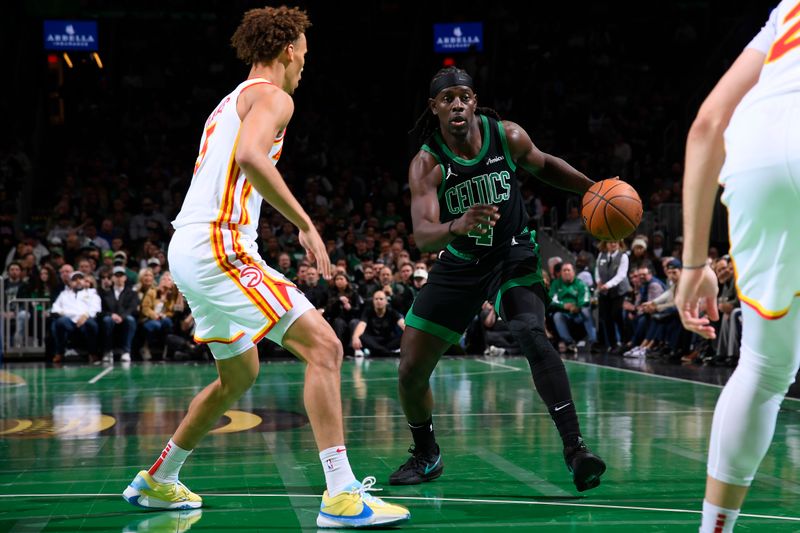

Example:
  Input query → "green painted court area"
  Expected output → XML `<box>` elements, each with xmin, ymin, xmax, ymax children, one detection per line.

<box><xmin>1</xmin><ymin>357</ymin><xmax>799</xmax><ymax>532</ymax></box>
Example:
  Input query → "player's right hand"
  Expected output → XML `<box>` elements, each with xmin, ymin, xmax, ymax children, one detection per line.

<box><xmin>675</xmin><ymin>264</ymin><xmax>719</xmax><ymax>339</ymax></box>
<box><xmin>452</xmin><ymin>204</ymin><xmax>500</xmax><ymax>235</ymax></box>
<box><xmin>299</xmin><ymin>227</ymin><xmax>332</xmax><ymax>280</ymax></box>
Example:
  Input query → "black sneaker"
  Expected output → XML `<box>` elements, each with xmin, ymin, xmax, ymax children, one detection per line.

<box><xmin>564</xmin><ymin>438</ymin><xmax>606</xmax><ymax>492</ymax></box>
<box><xmin>388</xmin><ymin>445</ymin><xmax>443</xmax><ymax>485</ymax></box>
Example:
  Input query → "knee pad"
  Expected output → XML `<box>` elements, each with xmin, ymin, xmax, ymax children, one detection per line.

<box><xmin>738</xmin><ymin>344</ymin><xmax>797</xmax><ymax>396</ymax></box>
<box><xmin>507</xmin><ymin>313</ymin><xmax>555</xmax><ymax>363</ymax></box>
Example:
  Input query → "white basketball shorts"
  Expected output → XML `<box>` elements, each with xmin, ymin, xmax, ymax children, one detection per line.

<box><xmin>167</xmin><ymin>223</ymin><xmax>313</xmax><ymax>359</ymax></box>
<box><xmin>720</xmin><ymin>96</ymin><xmax>800</xmax><ymax>319</ymax></box>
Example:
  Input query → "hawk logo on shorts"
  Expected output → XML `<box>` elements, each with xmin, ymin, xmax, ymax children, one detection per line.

<box><xmin>239</xmin><ymin>266</ymin><xmax>264</xmax><ymax>288</ymax></box>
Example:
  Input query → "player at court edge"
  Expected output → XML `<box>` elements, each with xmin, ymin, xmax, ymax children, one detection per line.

<box><xmin>391</xmin><ymin>66</ymin><xmax>606</xmax><ymax>492</ymax></box>
<box><xmin>675</xmin><ymin>2</ymin><xmax>800</xmax><ymax>532</ymax></box>
<box><xmin>121</xmin><ymin>7</ymin><xmax>409</xmax><ymax>528</ymax></box>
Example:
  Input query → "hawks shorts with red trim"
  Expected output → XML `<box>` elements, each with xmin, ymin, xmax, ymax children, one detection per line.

<box><xmin>168</xmin><ymin>223</ymin><xmax>313</xmax><ymax>359</ymax></box>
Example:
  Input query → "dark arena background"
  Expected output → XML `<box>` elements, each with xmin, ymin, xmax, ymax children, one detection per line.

<box><xmin>1</xmin><ymin>1</ymin><xmax>798</xmax><ymax>532</ymax></box>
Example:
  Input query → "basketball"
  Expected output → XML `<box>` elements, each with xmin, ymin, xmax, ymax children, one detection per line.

<box><xmin>581</xmin><ymin>178</ymin><xmax>643</xmax><ymax>241</ymax></box>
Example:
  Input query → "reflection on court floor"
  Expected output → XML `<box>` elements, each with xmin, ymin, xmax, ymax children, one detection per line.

<box><xmin>1</xmin><ymin>357</ymin><xmax>799</xmax><ymax>531</ymax></box>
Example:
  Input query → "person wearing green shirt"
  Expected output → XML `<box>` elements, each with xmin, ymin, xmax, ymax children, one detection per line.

<box><xmin>550</xmin><ymin>262</ymin><xmax>597</xmax><ymax>351</ymax></box>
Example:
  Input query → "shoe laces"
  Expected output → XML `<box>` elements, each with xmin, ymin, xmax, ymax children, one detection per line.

<box><xmin>398</xmin><ymin>445</ymin><xmax>436</xmax><ymax>471</ymax></box>
<box><xmin>160</xmin><ymin>480</ymin><xmax>193</xmax><ymax>501</ymax></box>
<box><xmin>350</xmin><ymin>476</ymin><xmax>383</xmax><ymax>504</ymax></box>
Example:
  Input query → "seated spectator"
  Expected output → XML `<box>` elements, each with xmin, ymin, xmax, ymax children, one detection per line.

<box><xmin>51</xmin><ymin>271</ymin><xmax>101</xmax><ymax>364</ymax></box>
<box><xmin>622</xmin><ymin>268</ymin><xmax>646</xmax><ymax>354</ymax></box>
<box><xmin>77</xmin><ymin>257</ymin><xmax>94</xmax><ymax>278</ymax></box>
<box><xmin>17</xmin><ymin>264</ymin><xmax>58</xmax><ymax>349</ymax></box>
<box><xmin>147</xmin><ymin>257</ymin><xmax>163</xmax><ymax>283</ymax></box>
<box><xmin>165</xmin><ymin>291</ymin><xmax>206</xmax><ymax>360</ymax></box>
<box><xmin>100</xmin><ymin>265</ymin><xmax>140</xmax><ymax>363</ymax></box>
<box><xmin>479</xmin><ymin>300</ymin><xmax>520</xmax><ymax>356</ymax></box>
<box><xmin>351</xmin><ymin>290</ymin><xmax>404</xmax><ymax>357</ymax></box>
<box><xmin>714</xmin><ymin>256</ymin><xmax>741</xmax><ymax>365</ymax></box>
<box><xmin>115</xmin><ymin>251</ymin><xmax>138</xmax><ymax>284</ymax></box>
<box><xmin>412</xmin><ymin>268</ymin><xmax>428</xmax><ymax>293</ymax></box>
<box><xmin>635</xmin><ymin>259</ymin><xmax>686</xmax><ymax>361</ymax></box>
<box><xmin>55</xmin><ymin>263</ymin><xmax>74</xmax><ymax>298</ymax></box>
<box><xmin>3</xmin><ymin>262</ymin><xmax>27</xmax><ymax>345</ymax></box>
<box><xmin>298</xmin><ymin>266</ymin><xmax>328</xmax><ymax>311</ymax></box>
<box><xmin>135</xmin><ymin>267</ymin><xmax>156</xmax><ymax>303</ymax></box>
<box><xmin>628</xmin><ymin>236</ymin><xmax>654</xmax><ymax>272</ymax></box>
<box><xmin>378</xmin><ymin>265</ymin><xmax>413</xmax><ymax>315</ymax></box>
<box><xmin>276</xmin><ymin>252</ymin><xmax>296</xmax><ymax>281</ymax></box>
<box><xmin>623</xmin><ymin>263</ymin><xmax>669</xmax><ymax>354</ymax></box>
<box><xmin>357</xmin><ymin>264</ymin><xmax>380</xmax><ymax>300</ymax></box>
<box><xmin>140</xmin><ymin>271</ymin><xmax>178</xmax><ymax>359</ymax></box>
<box><xmin>324</xmin><ymin>273</ymin><xmax>363</xmax><ymax>353</ymax></box>
<box><xmin>549</xmin><ymin>262</ymin><xmax>598</xmax><ymax>352</ymax></box>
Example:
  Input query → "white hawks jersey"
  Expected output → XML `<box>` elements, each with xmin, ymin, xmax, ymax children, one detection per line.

<box><xmin>173</xmin><ymin>78</ymin><xmax>285</xmax><ymax>239</ymax></box>
<box><xmin>721</xmin><ymin>0</ymin><xmax>800</xmax><ymax>180</ymax></box>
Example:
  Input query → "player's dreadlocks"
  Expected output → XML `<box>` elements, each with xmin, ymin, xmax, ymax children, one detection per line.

<box><xmin>409</xmin><ymin>67</ymin><xmax>501</xmax><ymax>147</ymax></box>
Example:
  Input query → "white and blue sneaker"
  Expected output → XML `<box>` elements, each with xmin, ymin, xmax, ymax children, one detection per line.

<box><xmin>316</xmin><ymin>476</ymin><xmax>410</xmax><ymax>528</ymax></box>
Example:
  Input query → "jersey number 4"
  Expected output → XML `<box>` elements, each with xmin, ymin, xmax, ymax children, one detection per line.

<box><xmin>767</xmin><ymin>2</ymin><xmax>800</xmax><ymax>63</ymax></box>
<box><xmin>468</xmin><ymin>223</ymin><xmax>494</xmax><ymax>246</ymax></box>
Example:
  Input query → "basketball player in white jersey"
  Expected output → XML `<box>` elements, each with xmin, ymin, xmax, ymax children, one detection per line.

<box><xmin>122</xmin><ymin>7</ymin><xmax>409</xmax><ymax>528</ymax></box>
<box><xmin>676</xmin><ymin>2</ymin><xmax>800</xmax><ymax>531</ymax></box>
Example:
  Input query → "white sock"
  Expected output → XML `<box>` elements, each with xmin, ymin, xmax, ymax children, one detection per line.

<box><xmin>149</xmin><ymin>439</ymin><xmax>192</xmax><ymax>484</ymax></box>
<box><xmin>320</xmin><ymin>445</ymin><xmax>357</xmax><ymax>496</ymax></box>
<box><xmin>699</xmin><ymin>500</ymin><xmax>739</xmax><ymax>533</ymax></box>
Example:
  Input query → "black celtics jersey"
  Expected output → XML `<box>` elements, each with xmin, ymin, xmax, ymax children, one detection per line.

<box><xmin>421</xmin><ymin>114</ymin><xmax>529</xmax><ymax>259</ymax></box>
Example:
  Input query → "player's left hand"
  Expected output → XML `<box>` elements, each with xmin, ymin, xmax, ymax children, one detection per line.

<box><xmin>674</xmin><ymin>264</ymin><xmax>719</xmax><ymax>339</ymax></box>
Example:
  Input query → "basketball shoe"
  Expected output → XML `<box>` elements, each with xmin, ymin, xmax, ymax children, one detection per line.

<box><xmin>123</xmin><ymin>470</ymin><xmax>202</xmax><ymax>510</ymax></box>
<box><xmin>388</xmin><ymin>444</ymin><xmax>443</xmax><ymax>485</ymax></box>
<box><xmin>317</xmin><ymin>476</ymin><xmax>410</xmax><ymax>528</ymax></box>
<box><xmin>564</xmin><ymin>437</ymin><xmax>606</xmax><ymax>492</ymax></box>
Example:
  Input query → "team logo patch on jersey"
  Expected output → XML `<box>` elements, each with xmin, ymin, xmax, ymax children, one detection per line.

<box><xmin>239</xmin><ymin>266</ymin><xmax>264</xmax><ymax>288</ymax></box>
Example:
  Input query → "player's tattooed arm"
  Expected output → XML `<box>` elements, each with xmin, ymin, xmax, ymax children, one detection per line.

<box><xmin>503</xmin><ymin>121</ymin><xmax>595</xmax><ymax>195</ymax></box>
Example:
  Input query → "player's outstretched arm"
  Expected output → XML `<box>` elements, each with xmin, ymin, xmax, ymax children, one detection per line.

<box><xmin>236</xmin><ymin>85</ymin><xmax>309</xmax><ymax>230</ymax></box>
<box><xmin>409</xmin><ymin>151</ymin><xmax>498</xmax><ymax>251</ymax></box>
<box><xmin>236</xmin><ymin>85</ymin><xmax>330</xmax><ymax>277</ymax></box>
<box><xmin>503</xmin><ymin>121</ymin><xmax>595</xmax><ymax>195</ymax></box>
<box><xmin>675</xmin><ymin>47</ymin><xmax>763</xmax><ymax>338</ymax></box>
<box><xmin>680</xmin><ymin>48</ymin><xmax>764</xmax><ymax>267</ymax></box>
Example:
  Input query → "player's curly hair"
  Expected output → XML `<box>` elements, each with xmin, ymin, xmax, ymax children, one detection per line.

<box><xmin>231</xmin><ymin>6</ymin><xmax>311</xmax><ymax>65</ymax></box>
<box><xmin>409</xmin><ymin>67</ymin><xmax>501</xmax><ymax>147</ymax></box>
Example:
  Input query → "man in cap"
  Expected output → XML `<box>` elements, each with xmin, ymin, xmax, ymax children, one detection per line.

<box><xmin>114</xmin><ymin>251</ymin><xmax>138</xmax><ymax>284</ymax></box>
<box><xmin>51</xmin><ymin>271</ymin><xmax>102</xmax><ymax>364</ymax></box>
<box><xmin>147</xmin><ymin>257</ymin><xmax>162</xmax><ymax>283</ymax></box>
<box><xmin>99</xmin><ymin>266</ymin><xmax>140</xmax><ymax>363</ymax></box>
<box><xmin>411</xmin><ymin>268</ymin><xmax>428</xmax><ymax>292</ymax></box>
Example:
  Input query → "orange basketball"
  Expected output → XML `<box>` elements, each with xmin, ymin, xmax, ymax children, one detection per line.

<box><xmin>581</xmin><ymin>178</ymin><xmax>643</xmax><ymax>241</ymax></box>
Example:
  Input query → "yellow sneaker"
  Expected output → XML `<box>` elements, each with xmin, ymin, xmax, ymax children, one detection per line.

<box><xmin>123</xmin><ymin>470</ymin><xmax>202</xmax><ymax>510</ymax></box>
<box><xmin>316</xmin><ymin>476</ymin><xmax>410</xmax><ymax>528</ymax></box>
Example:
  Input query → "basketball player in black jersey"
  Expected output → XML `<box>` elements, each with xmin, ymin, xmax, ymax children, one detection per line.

<box><xmin>389</xmin><ymin>67</ymin><xmax>606</xmax><ymax>492</ymax></box>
